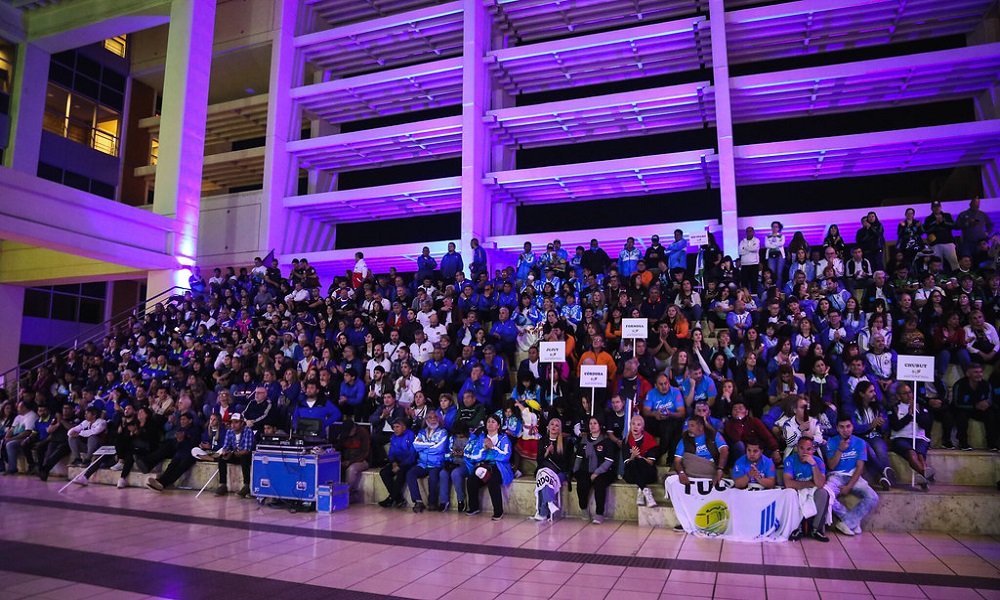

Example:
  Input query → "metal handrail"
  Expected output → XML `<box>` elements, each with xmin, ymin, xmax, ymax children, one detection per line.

<box><xmin>1</xmin><ymin>285</ymin><xmax>190</xmax><ymax>398</ymax></box>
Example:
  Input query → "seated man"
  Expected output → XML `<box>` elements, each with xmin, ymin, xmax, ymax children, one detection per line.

<box><xmin>215</xmin><ymin>413</ymin><xmax>254</xmax><ymax>498</ymax></box>
<box><xmin>889</xmin><ymin>383</ymin><xmax>935</xmax><ymax>490</ymax></box>
<box><xmin>369</xmin><ymin>391</ymin><xmax>407</xmax><ymax>466</ymax></box>
<box><xmin>643</xmin><ymin>374</ymin><xmax>686</xmax><ymax>462</ymax></box>
<box><xmin>723</xmin><ymin>401</ymin><xmax>780</xmax><ymax>467</ymax></box>
<box><xmin>67</xmin><ymin>406</ymin><xmax>107</xmax><ymax>466</ymax></box>
<box><xmin>674</xmin><ymin>415</ymin><xmax>729</xmax><ymax>486</ymax></box>
<box><xmin>783</xmin><ymin>437</ymin><xmax>830</xmax><ymax>542</ymax></box>
<box><xmin>825</xmin><ymin>414</ymin><xmax>879</xmax><ymax>536</ymax></box>
<box><xmin>145</xmin><ymin>411</ymin><xmax>203</xmax><ymax>492</ymax></box>
<box><xmin>378</xmin><ymin>417</ymin><xmax>416</xmax><ymax>508</ymax></box>
<box><xmin>3</xmin><ymin>400</ymin><xmax>38</xmax><ymax>475</ymax></box>
<box><xmin>38</xmin><ymin>403</ymin><xmax>79</xmax><ymax>481</ymax></box>
<box><xmin>731</xmin><ymin>439</ymin><xmax>777</xmax><ymax>490</ymax></box>
<box><xmin>406</xmin><ymin>411</ymin><xmax>448</xmax><ymax>512</ymax></box>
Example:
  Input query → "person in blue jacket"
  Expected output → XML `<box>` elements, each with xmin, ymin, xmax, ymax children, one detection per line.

<box><xmin>470</xmin><ymin>238</ymin><xmax>488</xmax><ymax>280</ymax></box>
<box><xmin>378</xmin><ymin>417</ymin><xmax>416</xmax><ymax>508</ymax></box>
<box><xmin>436</xmin><ymin>393</ymin><xmax>457</xmax><ymax>432</ymax></box>
<box><xmin>337</xmin><ymin>368</ymin><xmax>366</xmax><ymax>419</ymax></box>
<box><xmin>406</xmin><ymin>411</ymin><xmax>449</xmax><ymax>512</ymax></box>
<box><xmin>292</xmin><ymin>381</ymin><xmax>341</xmax><ymax>436</ymax></box>
<box><xmin>415</xmin><ymin>246</ymin><xmax>437</xmax><ymax>283</ymax></box>
<box><xmin>440</xmin><ymin>242</ymin><xmax>464</xmax><ymax>283</ymax></box>
<box><xmin>464</xmin><ymin>413</ymin><xmax>513</xmax><ymax>520</ymax></box>
<box><xmin>850</xmin><ymin>381</ymin><xmax>894</xmax><ymax>490</ymax></box>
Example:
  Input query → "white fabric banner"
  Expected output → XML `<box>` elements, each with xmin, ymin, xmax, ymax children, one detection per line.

<box><xmin>665</xmin><ymin>475</ymin><xmax>802</xmax><ymax>542</ymax></box>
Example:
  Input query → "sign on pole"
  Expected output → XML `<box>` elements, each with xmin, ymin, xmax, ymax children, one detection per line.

<box><xmin>539</xmin><ymin>341</ymin><xmax>566</xmax><ymax>364</ymax></box>
<box><xmin>897</xmin><ymin>355</ymin><xmax>935</xmax><ymax>382</ymax></box>
<box><xmin>688</xmin><ymin>231</ymin><xmax>709</xmax><ymax>247</ymax></box>
<box><xmin>580</xmin><ymin>364</ymin><xmax>608</xmax><ymax>416</ymax></box>
<box><xmin>622</xmin><ymin>318</ymin><xmax>648</xmax><ymax>341</ymax></box>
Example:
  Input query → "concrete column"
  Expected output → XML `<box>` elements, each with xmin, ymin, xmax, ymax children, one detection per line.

<box><xmin>151</xmin><ymin>0</ymin><xmax>216</xmax><ymax>265</ymax></box>
<box><xmin>709</xmin><ymin>0</ymin><xmax>739</xmax><ymax>256</ymax></box>
<box><xmin>0</xmin><ymin>284</ymin><xmax>25</xmax><ymax>380</ymax></box>
<box><xmin>145</xmin><ymin>269</ymin><xmax>186</xmax><ymax>311</ymax></box>
<box><xmin>260</xmin><ymin>0</ymin><xmax>300</xmax><ymax>260</ymax></box>
<box><xmin>460</xmin><ymin>0</ymin><xmax>491</xmax><ymax>263</ymax></box>
<box><xmin>3</xmin><ymin>43</ymin><xmax>49</xmax><ymax>175</ymax></box>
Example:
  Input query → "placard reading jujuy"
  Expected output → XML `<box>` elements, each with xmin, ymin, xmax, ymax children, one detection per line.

<box><xmin>539</xmin><ymin>341</ymin><xmax>566</xmax><ymax>363</ymax></box>
<box><xmin>621</xmin><ymin>318</ymin><xmax>648</xmax><ymax>340</ymax></box>
<box><xmin>579</xmin><ymin>364</ymin><xmax>608</xmax><ymax>388</ymax></box>
<box><xmin>897</xmin><ymin>355</ymin><xmax>935</xmax><ymax>382</ymax></box>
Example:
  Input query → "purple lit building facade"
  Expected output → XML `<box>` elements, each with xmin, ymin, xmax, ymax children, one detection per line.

<box><xmin>0</xmin><ymin>0</ymin><xmax>998</xmax><ymax>371</ymax></box>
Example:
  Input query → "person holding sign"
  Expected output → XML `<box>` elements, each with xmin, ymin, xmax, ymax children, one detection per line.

<box><xmin>643</xmin><ymin>374</ymin><xmax>686</xmax><ymax>462</ymax></box>
<box><xmin>889</xmin><ymin>384</ymin><xmax>934</xmax><ymax>490</ymax></box>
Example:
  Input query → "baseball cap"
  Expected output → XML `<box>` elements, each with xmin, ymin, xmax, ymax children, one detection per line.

<box><xmin>229</xmin><ymin>413</ymin><xmax>243</xmax><ymax>422</ymax></box>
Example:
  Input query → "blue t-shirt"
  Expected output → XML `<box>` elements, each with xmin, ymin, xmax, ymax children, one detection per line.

<box><xmin>783</xmin><ymin>453</ymin><xmax>826</xmax><ymax>482</ymax></box>
<box><xmin>645</xmin><ymin>387</ymin><xmax>683</xmax><ymax>415</ymax></box>
<box><xmin>675</xmin><ymin>432</ymin><xmax>727</xmax><ymax>461</ymax></box>
<box><xmin>824</xmin><ymin>435</ymin><xmax>867</xmax><ymax>474</ymax></box>
<box><xmin>733</xmin><ymin>455</ymin><xmax>776</xmax><ymax>483</ymax></box>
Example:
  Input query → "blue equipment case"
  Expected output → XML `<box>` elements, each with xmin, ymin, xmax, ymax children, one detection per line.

<box><xmin>251</xmin><ymin>446</ymin><xmax>340</xmax><ymax>502</ymax></box>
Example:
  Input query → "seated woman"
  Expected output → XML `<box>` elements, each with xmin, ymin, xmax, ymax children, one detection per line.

<box><xmin>623</xmin><ymin>415</ymin><xmax>659</xmax><ymax>508</ymax></box>
<box><xmin>464</xmin><ymin>414</ymin><xmax>514</xmax><ymax>520</ymax></box>
<box><xmin>532</xmin><ymin>417</ymin><xmax>572</xmax><ymax>521</ymax></box>
<box><xmin>573</xmin><ymin>416</ymin><xmax>616</xmax><ymax>524</ymax></box>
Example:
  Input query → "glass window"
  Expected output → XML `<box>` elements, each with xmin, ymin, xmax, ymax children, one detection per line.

<box><xmin>79</xmin><ymin>298</ymin><xmax>104</xmax><ymax>324</ymax></box>
<box><xmin>23</xmin><ymin>289</ymin><xmax>50</xmax><ymax>318</ymax></box>
<box><xmin>53</xmin><ymin>284</ymin><xmax>80</xmax><ymax>295</ymax></box>
<box><xmin>51</xmin><ymin>294</ymin><xmax>78</xmax><ymax>321</ymax></box>
<box><xmin>43</xmin><ymin>83</ymin><xmax>120</xmax><ymax>157</ymax></box>
<box><xmin>80</xmin><ymin>282</ymin><xmax>106</xmax><ymax>299</ymax></box>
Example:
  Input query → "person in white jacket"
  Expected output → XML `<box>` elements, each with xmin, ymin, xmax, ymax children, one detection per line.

<box><xmin>739</xmin><ymin>227</ymin><xmax>761</xmax><ymax>294</ymax></box>
<box><xmin>68</xmin><ymin>406</ymin><xmax>107</xmax><ymax>465</ymax></box>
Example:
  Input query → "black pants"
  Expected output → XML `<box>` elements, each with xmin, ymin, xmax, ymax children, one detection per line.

<box><xmin>466</xmin><ymin>464</ymin><xmax>503</xmax><ymax>517</ymax></box>
<box><xmin>23</xmin><ymin>437</ymin><xmax>41</xmax><ymax>470</ymax></box>
<box><xmin>740</xmin><ymin>264</ymin><xmax>760</xmax><ymax>294</ymax></box>
<box><xmin>379</xmin><ymin>464</ymin><xmax>410</xmax><ymax>502</ymax></box>
<box><xmin>646</xmin><ymin>417</ymin><xmax>683</xmax><ymax>462</ymax></box>
<box><xmin>929</xmin><ymin>404</ymin><xmax>955</xmax><ymax>447</ymax></box>
<box><xmin>159</xmin><ymin>453</ymin><xmax>197</xmax><ymax>488</ymax></box>
<box><xmin>623</xmin><ymin>458</ymin><xmax>658</xmax><ymax>490</ymax></box>
<box><xmin>39</xmin><ymin>441</ymin><xmax>70</xmax><ymax>475</ymax></box>
<box><xmin>575</xmin><ymin>471</ymin><xmax>614</xmax><ymax>516</ymax></box>
<box><xmin>956</xmin><ymin>406</ymin><xmax>1000</xmax><ymax>449</ymax></box>
<box><xmin>217</xmin><ymin>454</ymin><xmax>251</xmax><ymax>486</ymax></box>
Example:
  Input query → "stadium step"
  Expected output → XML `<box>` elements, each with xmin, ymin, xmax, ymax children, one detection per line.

<box><xmin>67</xmin><ymin>460</ymin><xmax>246</xmax><ymax>493</ymax></box>
<box><xmin>889</xmin><ymin>448</ymin><xmax>998</xmax><ymax>487</ymax></box>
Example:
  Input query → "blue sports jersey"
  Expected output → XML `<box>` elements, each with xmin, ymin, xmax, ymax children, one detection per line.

<box><xmin>824</xmin><ymin>435</ymin><xmax>868</xmax><ymax>474</ymax></box>
<box><xmin>675</xmin><ymin>432</ymin><xmax>727</xmax><ymax>461</ymax></box>
<box><xmin>783</xmin><ymin>452</ymin><xmax>826</xmax><ymax>482</ymax></box>
<box><xmin>732</xmin><ymin>455</ymin><xmax>776</xmax><ymax>483</ymax></box>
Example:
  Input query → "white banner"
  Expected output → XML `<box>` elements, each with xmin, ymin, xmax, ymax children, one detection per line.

<box><xmin>665</xmin><ymin>475</ymin><xmax>801</xmax><ymax>542</ymax></box>
<box><xmin>539</xmin><ymin>341</ymin><xmax>566</xmax><ymax>363</ymax></box>
<box><xmin>897</xmin><ymin>355</ymin><xmax>935</xmax><ymax>382</ymax></box>
<box><xmin>621</xmin><ymin>318</ymin><xmax>648</xmax><ymax>340</ymax></box>
<box><xmin>579</xmin><ymin>364</ymin><xmax>608</xmax><ymax>388</ymax></box>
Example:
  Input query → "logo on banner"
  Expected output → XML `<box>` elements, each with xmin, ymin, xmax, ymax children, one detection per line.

<box><xmin>695</xmin><ymin>500</ymin><xmax>730</xmax><ymax>535</ymax></box>
<box><xmin>759</xmin><ymin>500</ymin><xmax>780</xmax><ymax>537</ymax></box>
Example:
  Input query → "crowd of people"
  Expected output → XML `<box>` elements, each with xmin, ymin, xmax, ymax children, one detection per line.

<box><xmin>1</xmin><ymin>198</ymin><xmax>998</xmax><ymax>536</ymax></box>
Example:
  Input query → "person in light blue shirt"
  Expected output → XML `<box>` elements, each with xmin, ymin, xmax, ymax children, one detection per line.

<box><xmin>824</xmin><ymin>415</ymin><xmax>879</xmax><ymax>537</ymax></box>
<box><xmin>732</xmin><ymin>440</ymin><xmax>776</xmax><ymax>489</ymax></box>
<box><xmin>618</xmin><ymin>237</ymin><xmax>642</xmax><ymax>277</ymax></box>
<box><xmin>783</xmin><ymin>437</ymin><xmax>830</xmax><ymax>542</ymax></box>
<box><xmin>642</xmin><ymin>374</ymin><xmax>686</xmax><ymax>461</ymax></box>
<box><xmin>665</xmin><ymin>229</ymin><xmax>688</xmax><ymax>271</ymax></box>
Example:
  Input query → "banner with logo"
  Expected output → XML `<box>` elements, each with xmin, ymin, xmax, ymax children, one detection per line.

<box><xmin>665</xmin><ymin>475</ymin><xmax>802</xmax><ymax>542</ymax></box>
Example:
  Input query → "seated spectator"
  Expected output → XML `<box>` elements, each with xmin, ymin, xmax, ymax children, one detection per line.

<box><xmin>464</xmin><ymin>413</ymin><xmax>514</xmax><ymax>520</ymax></box>
<box><xmin>406</xmin><ymin>411</ymin><xmax>448</xmax><ymax>512</ymax></box>
<box><xmin>215</xmin><ymin>413</ymin><xmax>254</xmax><ymax>498</ymax></box>
<box><xmin>192</xmin><ymin>413</ymin><xmax>226</xmax><ymax>462</ymax></box>
<box><xmin>623</xmin><ymin>415</ymin><xmax>660</xmax><ymax>508</ymax></box>
<box><xmin>825</xmin><ymin>414</ymin><xmax>879</xmax><ymax>536</ymax></box>
<box><xmin>573</xmin><ymin>416</ymin><xmax>615</xmax><ymax>524</ymax></box>
<box><xmin>889</xmin><ymin>384</ymin><xmax>935</xmax><ymax>490</ymax></box>
<box><xmin>68</xmin><ymin>406</ymin><xmax>107</xmax><ymax>467</ymax></box>
<box><xmin>642</xmin><ymin>374</ymin><xmax>686</xmax><ymax>462</ymax></box>
<box><xmin>952</xmin><ymin>363</ymin><xmax>998</xmax><ymax>451</ymax></box>
<box><xmin>533</xmin><ymin>417</ymin><xmax>571</xmax><ymax>521</ymax></box>
<box><xmin>456</xmin><ymin>389</ymin><xmax>486</xmax><ymax>432</ymax></box>
<box><xmin>145</xmin><ymin>411</ymin><xmax>202</xmax><ymax>492</ymax></box>
<box><xmin>441</xmin><ymin>421</ymin><xmax>472</xmax><ymax>512</ymax></box>
<box><xmin>775</xmin><ymin>396</ymin><xmax>824</xmax><ymax>459</ymax></box>
<box><xmin>21</xmin><ymin>403</ymin><xmax>53</xmax><ymax>476</ymax></box>
<box><xmin>732</xmin><ymin>439</ymin><xmax>777</xmax><ymax>490</ymax></box>
<box><xmin>378</xmin><ymin>417</ymin><xmax>416</xmax><ymax>508</ymax></box>
<box><xmin>673</xmin><ymin>415</ymin><xmax>729</xmax><ymax>488</ymax></box>
<box><xmin>37</xmin><ymin>403</ymin><xmax>79</xmax><ymax>481</ymax></box>
<box><xmin>369</xmin><ymin>391</ymin><xmax>407</xmax><ymax>466</ymax></box>
<box><xmin>723</xmin><ymin>400</ymin><xmax>780</xmax><ymax>466</ymax></box>
<box><xmin>783</xmin><ymin>437</ymin><xmax>831</xmax><ymax>542</ymax></box>
<box><xmin>850</xmin><ymin>381</ymin><xmax>894</xmax><ymax>490</ymax></box>
<box><xmin>3</xmin><ymin>400</ymin><xmax>38</xmax><ymax>475</ymax></box>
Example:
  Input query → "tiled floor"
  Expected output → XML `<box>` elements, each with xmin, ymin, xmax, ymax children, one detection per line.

<box><xmin>0</xmin><ymin>476</ymin><xmax>997</xmax><ymax>599</ymax></box>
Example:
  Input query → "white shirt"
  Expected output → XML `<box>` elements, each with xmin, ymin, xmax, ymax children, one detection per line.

<box><xmin>69</xmin><ymin>418</ymin><xmax>107</xmax><ymax>438</ymax></box>
<box><xmin>424</xmin><ymin>324</ymin><xmax>447</xmax><ymax>345</ymax></box>
<box><xmin>10</xmin><ymin>411</ymin><xmax>38</xmax><ymax>436</ymax></box>
<box><xmin>395</xmin><ymin>376</ymin><xmax>422</xmax><ymax>407</ymax></box>
<box><xmin>739</xmin><ymin>237</ymin><xmax>760</xmax><ymax>265</ymax></box>
<box><xmin>410</xmin><ymin>341</ymin><xmax>434</xmax><ymax>363</ymax></box>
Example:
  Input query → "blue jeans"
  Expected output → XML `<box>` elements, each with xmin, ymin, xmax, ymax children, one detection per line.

<box><xmin>937</xmin><ymin>348</ymin><xmax>971</xmax><ymax>376</ymax></box>
<box><xmin>446</xmin><ymin>464</ymin><xmax>470</xmax><ymax>503</ymax></box>
<box><xmin>864</xmin><ymin>436</ymin><xmax>891</xmax><ymax>480</ymax></box>
<box><xmin>406</xmin><ymin>465</ymin><xmax>441</xmax><ymax>505</ymax></box>
<box><xmin>826</xmin><ymin>473</ymin><xmax>879</xmax><ymax>529</ymax></box>
<box><xmin>768</xmin><ymin>257</ymin><xmax>785</xmax><ymax>287</ymax></box>
<box><xmin>5</xmin><ymin>438</ymin><xmax>24</xmax><ymax>473</ymax></box>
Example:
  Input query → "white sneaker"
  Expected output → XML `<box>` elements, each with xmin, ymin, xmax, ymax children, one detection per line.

<box><xmin>636</xmin><ymin>488</ymin><xmax>646</xmax><ymax>506</ymax></box>
<box><xmin>853</xmin><ymin>525</ymin><xmax>863</xmax><ymax>535</ymax></box>
<box><xmin>834</xmin><ymin>521</ymin><xmax>855</xmax><ymax>536</ymax></box>
<box><xmin>643</xmin><ymin>487</ymin><xmax>658</xmax><ymax>508</ymax></box>
<box><xmin>530</xmin><ymin>513</ymin><xmax>546</xmax><ymax>521</ymax></box>
<box><xmin>592</xmin><ymin>515</ymin><xmax>604</xmax><ymax>524</ymax></box>
<box><xmin>109</xmin><ymin>461</ymin><xmax>124</xmax><ymax>472</ymax></box>
<box><xmin>116</xmin><ymin>477</ymin><xmax>126</xmax><ymax>489</ymax></box>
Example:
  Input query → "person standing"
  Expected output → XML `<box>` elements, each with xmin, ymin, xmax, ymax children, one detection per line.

<box><xmin>739</xmin><ymin>227</ymin><xmax>761</xmax><ymax>294</ymax></box>
<box><xmin>924</xmin><ymin>200</ymin><xmax>958</xmax><ymax>271</ymax></box>
<box><xmin>957</xmin><ymin>197</ymin><xmax>993</xmax><ymax>260</ymax></box>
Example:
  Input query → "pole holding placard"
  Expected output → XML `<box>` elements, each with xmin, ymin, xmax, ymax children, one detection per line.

<box><xmin>897</xmin><ymin>355</ymin><xmax>935</xmax><ymax>489</ymax></box>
